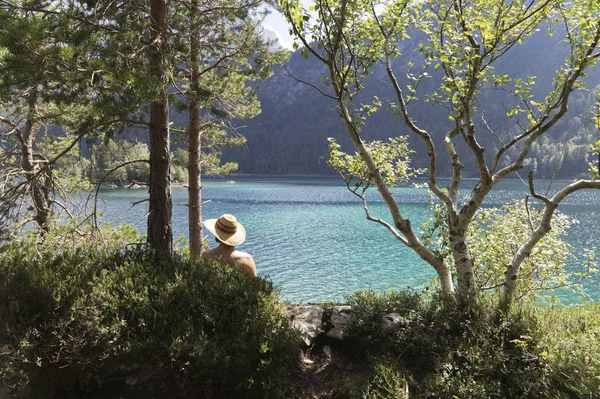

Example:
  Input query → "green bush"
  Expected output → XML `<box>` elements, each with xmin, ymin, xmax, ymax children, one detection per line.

<box><xmin>365</xmin><ymin>364</ymin><xmax>409</xmax><ymax>399</ymax></box>
<box><xmin>330</xmin><ymin>364</ymin><xmax>409</xmax><ymax>399</ymax></box>
<box><xmin>345</xmin><ymin>289</ymin><xmax>424</xmax><ymax>356</ymax></box>
<box><xmin>345</xmin><ymin>291</ymin><xmax>600</xmax><ymax>399</ymax></box>
<box><xmin>0</xmin><ymin>242</ymin><xmax>300</xmax><ymax>398</ymax></box>
<box><xmin>422</xmin><ymin>301</ymin><xmax>552</xmax><ymax>399</ymax></box>
<box><xmin>536</xmin><ymin>303</ymin><xmax>600</xmax><ymax>398</ymax></box>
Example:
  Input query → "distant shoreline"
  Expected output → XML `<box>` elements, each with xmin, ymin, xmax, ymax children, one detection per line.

<box><xmin>98</xmin><ymin>174</ymin><xmax>586</xmax><ymax>189</ymax></box>
<box><xmin>205</xmin><ymin>173</ymin><xmax>583</xmax><ymax>182</ymax></box>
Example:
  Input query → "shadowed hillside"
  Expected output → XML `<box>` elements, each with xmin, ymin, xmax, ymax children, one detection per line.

<box><xmin>226</xmin><ymin>27</ymin><xmax>600</xmax><ymax>178</ymax></box>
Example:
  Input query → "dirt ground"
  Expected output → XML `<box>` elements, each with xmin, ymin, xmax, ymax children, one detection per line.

<box><xmin>290</xmin><ymin>339</ymin><xmax>371</xmax><ymax>399</ymax></box>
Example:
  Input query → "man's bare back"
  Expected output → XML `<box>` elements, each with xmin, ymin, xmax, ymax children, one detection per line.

<box><xmin>202</xmin><ymin>244</ymin><xmax>257</xmax><ymax>276</ymax></box>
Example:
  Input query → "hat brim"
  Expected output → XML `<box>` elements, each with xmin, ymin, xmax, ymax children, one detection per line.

<box><xmin>203</xmin><ymin>218</ymin><xmax>246</xmax><ymax>246</ymax></box>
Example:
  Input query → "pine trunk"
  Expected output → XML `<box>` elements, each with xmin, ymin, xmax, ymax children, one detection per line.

<box><xmin>147</xmin><ymin>0</ymin><xmax>173</xmax><ymax>254</ymax></box>
<box><xmin>188</xmin><ymin>6</ymin><xmax>203</xmax><ymax>257</ymax></box>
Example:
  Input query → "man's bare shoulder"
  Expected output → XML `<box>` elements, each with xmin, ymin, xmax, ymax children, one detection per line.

<box><xmin>202</xmin><ymin>248</ymin><xmax>218</xmax><ymax>260</ymax></box>
<box><xmin>232</xmin><ymin>250</ymin><xmax>252</xmax><ymax>260</ymax></box>
<box><xmin>232</xmin><ymin>251</ymin><xmax>257</xmax><ymax>276</ymax></box>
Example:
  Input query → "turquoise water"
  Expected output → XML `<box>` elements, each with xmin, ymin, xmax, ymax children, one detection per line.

<box><xmin>94</xmin><ymin>176</ymin><xmax>600</xmax><ymax>303</ymax></box>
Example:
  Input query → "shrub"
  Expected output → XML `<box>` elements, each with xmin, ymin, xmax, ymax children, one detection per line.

<box><xmin>329</xmin><ymin>364</ymin><xmax>408</xmax><ymax>399</ymax></box>
<box><xmin>365</xmin><ymin>364</ymin><xmax>409</xmax><ymax>399</ymax></box>
<box><xmin>345</xmin><ymin>290</ymin><xmax>600</xmax><ymax>398</ymax></box>
<box><xmin>0</xmin><ymin>241</ymin><xmax>300</xmax><ymax>398</ymax></box>
<box><xmin>345</xmin><ymin>289</ymin><xmax>424</xmax><ymax>357</ymax></box>
<box><xmin>536</xmin><ymin>303</ymin><xmax>600</xmax><ymax>398</ymax></box>
<box><xmin>423</xmin><ymin>300</ymin><xmax>552</xmax><ymax>399</ymax></box>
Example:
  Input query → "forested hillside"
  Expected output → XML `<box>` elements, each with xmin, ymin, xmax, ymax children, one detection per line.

<box><xmin>227</xmin><ymin>27</ymin><xmax>600</xmax><ymax>178</ymax></box>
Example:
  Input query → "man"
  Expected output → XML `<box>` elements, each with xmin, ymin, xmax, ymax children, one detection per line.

<box><xmin>202</xmin><ymin>214</ymin><xmax>257</xmax><ymax>276</ymax></box>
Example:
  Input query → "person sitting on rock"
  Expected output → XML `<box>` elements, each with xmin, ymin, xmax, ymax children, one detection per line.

<box><xmin>202</xmin><ymin>214</ymin><xmax>257</xmax><ymax>277</ymax></box>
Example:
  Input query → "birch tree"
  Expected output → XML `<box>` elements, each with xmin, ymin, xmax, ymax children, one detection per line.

<box><xmin>283</xmin><ymin>0</ymin><xmax>600</xmax><ymax>309</ymax></box>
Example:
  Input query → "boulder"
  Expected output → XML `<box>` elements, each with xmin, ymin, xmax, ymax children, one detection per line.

<box><xmin>380</xmin><ymin>312</ymin><xmax>405</xmax><ymax>332</ymax></box>
<box><xmin>289</xmin><ymin>305</ymin><xmax>324</xmax><ymax>346</ymax></box>
<box><xmin>286</xmin><ymin>305</ymin><xmax>405</xmax><ymax>346</ymax></box>
<box><xmin>326</xmin><ymin>306</ymin><xmax>352</xmax><ymax>340</ymax></box>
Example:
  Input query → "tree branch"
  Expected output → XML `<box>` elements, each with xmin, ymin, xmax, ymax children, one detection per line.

<box><xmin>501</xmin><ymin>178</ymin><xmax>600</xmax><ymax>311</ymax></box>
<box><xmin>91</xmin><ymin>159</ymin><xmax>150</xmax><ymax>229</ymax></box>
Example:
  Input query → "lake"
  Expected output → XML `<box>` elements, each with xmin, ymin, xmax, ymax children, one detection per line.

<box><xmin>93</xmin><ymin>175</ymin><xmax>600</xmax><ymax>303</ymax></box>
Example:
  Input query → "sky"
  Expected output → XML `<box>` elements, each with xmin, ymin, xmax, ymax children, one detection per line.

<box><xmin>262</xmin><ymin>7</ymin><xmax>295</xmax><ymax>50</ymax></box>
<box><xmin>261</xmin><ymin>1</ymin><xmax>315</xmax><ymax>50</ymax></box>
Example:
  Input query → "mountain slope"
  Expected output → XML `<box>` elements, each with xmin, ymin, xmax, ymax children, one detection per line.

<box><xmin>227</xmin><ymin>29</ymin><xmax>600</xmax><ymax>178</ymax></box>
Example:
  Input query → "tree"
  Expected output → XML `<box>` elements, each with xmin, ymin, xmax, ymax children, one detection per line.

<box><xmin>0</xmin><ymin>8</ymin><xmax>66</xmax><ymax>232</ymax></box>
<box><xmin>283</xmin><ymin>0</ymin><xmax>600</xmax><ymax>310</ymax></box>
<box><xmin>0</xmin><ymin>1</ymin><xmax>156</xmax><ymax>237</ymax></box>
<box><xmin>89</xmin><ymin>139</ymin><xmax>150</xmax><ymax>184</ymax></box>
<box><xmin>62</xmin><ymin>0</ymin><xmax>175</xmax><ymax>253</ymax></box>
<box><xmin>0</xmin><ymin>4</ymin><xmax>101</xmax><ymax>232</ymax></box>
<box><xmin>421</xmin><ymin>198</ymin><xmax>596</xmax><ymax>300</ymax></box>
<box><xmin>146</xmin><ymin>0</ymin><xmax>173</xmax><ymax>254</ymax></box>
<box><xmin>1</xmin><ymin>0</ymin><xmax>286</xmax><ymax>257</ymax></box>
<box><xmin>171</xmin><ymin>0</ymin><xmax>288</xmax><ymax>256</ymax></box>
<box><xmin>82</xmin><ymin>0</ymin><xmax>286</xmax><ymax>256</ymax></box>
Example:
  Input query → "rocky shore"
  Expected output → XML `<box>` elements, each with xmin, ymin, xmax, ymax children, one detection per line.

<box><xmin>285</xmin><ymin>304</ymin><xmax>405</xmax><ymax>348</ymax></box>
<box><xmin>283</xmin><ymin>304</ymin><xmax>411</xmax><ymax>397</ymax></box>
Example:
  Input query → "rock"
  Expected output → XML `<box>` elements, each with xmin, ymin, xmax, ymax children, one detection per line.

<box><xmin>380</xmin><ymin>312</ymin><xmax>405</xmax><ymax>332</ymax></box>
<box><xmin>302</xmin><ymin>358</ymin><xmax>315</xmax><ymax>365</ymax></box>
<box><xmin>290</xmin><ymin>305</ymin><xmax>324</xmax><ymax>347</ymax></box>
<box><xmin>326</xmin><ymin>306</ymin><xmax>352</xmax><ymax>340</ymax></box>
<box><xmin>286</xmin><ymin>305</ymin><xmax>405</xmax><ymax>346</ymax></box>
<box><xmin>322</xmin><ymin>345</ymin><xmax>332</xmax><ymax>358</ymax></box>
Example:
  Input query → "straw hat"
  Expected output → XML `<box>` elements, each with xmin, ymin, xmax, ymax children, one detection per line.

<box><xmin>203</xmin><ymin>214</ymin><xmax>246</xmax><ymax>246</ymax></box>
